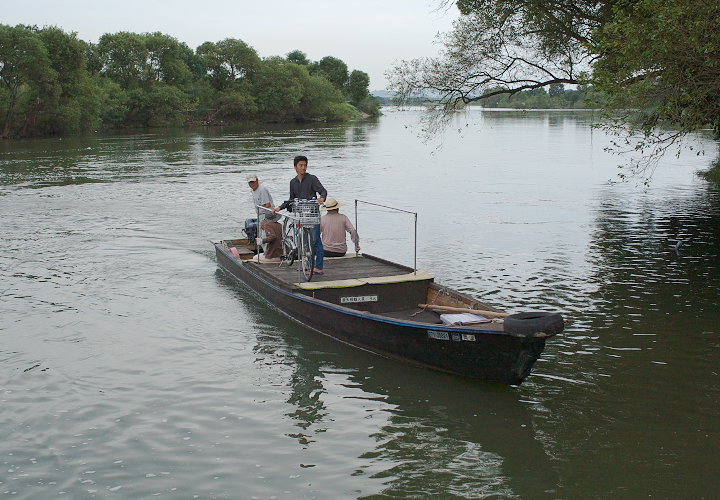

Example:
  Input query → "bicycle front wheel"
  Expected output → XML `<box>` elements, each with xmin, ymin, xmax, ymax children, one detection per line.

<box><xmin>300</xmin><ymin>227</ymin><xmax>316</xmax><ymax>281</ymax></box>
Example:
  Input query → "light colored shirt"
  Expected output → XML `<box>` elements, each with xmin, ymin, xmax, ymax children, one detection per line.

<box><xmin>252</xmin><ymin>183</ymin><xmax>281</xmax><ymax>222</ymax></box>
<box><xmin>320</xmin><ymin>212</ymin><xmax>359</xmax><ymax>253</ymax></box>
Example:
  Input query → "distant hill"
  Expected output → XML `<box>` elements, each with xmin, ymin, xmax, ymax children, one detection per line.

<box><xmin>370</xmin><ymin>90</ymin><xmax>396</xmax><ymax>99</ymax></box>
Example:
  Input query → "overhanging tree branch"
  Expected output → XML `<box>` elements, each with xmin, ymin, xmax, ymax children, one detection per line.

<box><xmin>390</xmin><ymin>0</ymin><xmax>720</xmax><ymax>182</ymax></box>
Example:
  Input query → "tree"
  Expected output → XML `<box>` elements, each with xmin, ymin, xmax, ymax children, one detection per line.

<box><xmin>212</xmin><ymin>90</ymin><xmax>257</xmax><ymax>121</ymax></box>
<box><xmin>0</xmin><ymin>24</ymin><xmax>56</xmax><ymax>138</ymax></box>
<box><xmin>197</xmin><ymin>38</ymin><xmax>260</xmax><ymax>91</ymax></box>
<box><xmin>95</xmin><ymin>32</ymin><xmax>150</xmax><ymax>89</ymax></box>
<box><xmin>356</xmin><ymin>95</ymin><xmax>381</xmax><ymax>117</ymax></box>
<box><xmin>312</xmin><ymin>56</ymin><xmax>348</xmax><ymax>91</ymax></box>
<box><xmin>592</xmin><ymin>0</ymin><xmax>720</xmax><ymax>177</ymax></box>
<box><xmin>346</xmin><ymin>69</ymin><xmax>370</xmax><ymax>105</ymax></box>
<box><xmin>2</xmin><ymin>26</ymin><xmax>376</xmax><ymax>135</ymax></box>
<box><xmin>548</xmin><ymin>83</ymin><xmax>565</xmax><ymax>98</ymax></box>
<box><xmin>287</xmin><ymin>50</ymin><xmax>310</xmax><ymax>66</ymax></box>
<box><xmin>124</xmin><ymin>83</ymin><xmax>192</xmax><ymax>126</ymax></box>
<box><xmin>251</xmin><ymin>57</ymin><xmax>304</xmax><ymax>120</ymax></box>
<box><xmin>388</xmin><ymin>1</ymin><xmax>594</xmax><ymax>111</ymax></box>
<box><xmin>388</xmin><ymin>0</ymin><xmax>720</xmax><ymax>180</ymax></box>
<box><xmin>144</xmin><ymin>32</ymin><xmax>193</xmax><ymax>87</ymax></box>
<box><xmin>298</xmin><ymin>71</ymin><xmax>347</xmax><ymax>121</ymax></box>
<box><xmin>34</xmin><ymin>27</ymin><xmax>97</xmax><ymax>135</ymax></box>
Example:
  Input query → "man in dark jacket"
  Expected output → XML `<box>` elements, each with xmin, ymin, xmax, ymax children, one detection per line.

<box><xmin>273</xmin><ymin>155</ymin><xmax>327</xmax><ymax>273</ymax></box>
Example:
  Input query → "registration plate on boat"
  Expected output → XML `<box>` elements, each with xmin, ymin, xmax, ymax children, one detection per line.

<box><xmin>427</xmin><ymin>331</ymin><xmax>477</xmax><ymax>342</ymax></box>
<box><xmin>340</xmin><ymin>295</ymin><xmax>378</xmax><ymax>304</ymax></box>
<box><xmin>427</xmin><ymin>331</ymin><xmax>450</xmax><ymax>340</ymax></box>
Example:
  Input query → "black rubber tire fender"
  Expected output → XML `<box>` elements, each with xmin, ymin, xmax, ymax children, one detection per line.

<box><xmin>503</xmin><ymin>312</ymin><xmax>564</xmax><ymax>336</ymax></box>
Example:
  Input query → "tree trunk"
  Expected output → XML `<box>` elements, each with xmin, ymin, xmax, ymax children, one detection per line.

<box><xmin>19</xmin><ymin>97</ymin><xmax>42</xmax><ymax>138</ymax></box>
<box><xmin>1</xmin><ymin>87</ymin><xmax>17</xmax><ymax>139</ymax></box>
<box><xmin>0</xmin><ymin>119</ymin><xmax>10</xmax><ymax>139</ymax></box>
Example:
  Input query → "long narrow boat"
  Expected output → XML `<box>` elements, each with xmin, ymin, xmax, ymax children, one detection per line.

<box><xmin>213</xmin><ymin>237</ymin><xmax>564</xmax><ymax>385</ymax></box>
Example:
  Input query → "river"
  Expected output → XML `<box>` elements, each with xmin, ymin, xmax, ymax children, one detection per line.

<box><xmin>1</xmin><ymin>109</ymin><xmax>719</xmax><ymax>499</ymax></box>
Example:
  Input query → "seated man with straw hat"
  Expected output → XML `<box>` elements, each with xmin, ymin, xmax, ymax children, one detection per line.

<box><xmin>320</xmin><ymin>197</ymin><xmax>360</xmax><ymax>257</ymax></box>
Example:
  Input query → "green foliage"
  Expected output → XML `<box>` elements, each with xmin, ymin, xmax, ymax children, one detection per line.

<box><xmin>251</xmin><ymin>57</ymin><xmax>304</xmax><ymax>120</ymax></box>
<box><xmin>197</xmin><ymin>38</ymin><xmax>260</xmax><ymax>91</ymax></box>
<box><xmin>286</xmin><ymin>50</ymin><xmax>310</xmax><ymax>65</ymax></box>
<box><xmin>594</xmin><ymin>0</ymin><xmax>720</xmax><ymax>138</ymax></box>
<box><xmin>356</xmin><ymin>96</ymin><xmax>382</xmax><ymax>117</ymax></box>
<box><xmin>700</xmin><ymin>158</ymin><xmax>720</xmax><ymax>184</ymax></box>
<box><xmin>95</xmin><ymin>32</ymin><xmax>150</xmax><ymax>89</ymax></box>
<box><xmin>548</xmin><ymin>83</ymin><xmax>564</xmax><ymax>98</ymax></box>
<box><xmin>124</xmin><ymin>84</ymin><xmax>193</xmax><ymax>127</ymax></box>
<box><xmin>0</xmin><ymin>25</ymin><xmax>374</xmax><ymax>137</ymax></box>
<box><xmin>324</xmin><ymin>102</ymin><xmax>356</xmax><ymax>122</ymax></box>
<box><xmin>94</xmin><ymin>76</ymin><xmax>129</xmax><ymax>127</ymax></box>
<box><xmin>311</xmin><ymin>56</ymin><xmax>349</xmax><ymax>91</ymax></box>
<box><xmin>213</xmin><ymin>90</ymin><xmax>257</xmax><ymax>121</ymax></box>
<box><xmin>346</xmin><ymin>70</ymin><xmax>370</xmax><ymax>105</ymax></box>
<box><xmin>480</xmin><ymin>85</ymin><xmax>601</xmax><ymax>109</ymax></box>
<box><xmin>144</xmin><ymin>32</ymin><xmax>193</xmax><ymax>87</ymax></box>
<box><xmin>0</xmin><ymin>24</ymin><xmax>55</xmax><ymax>137</ymax></box>
<box><xmin>298</xmin><ymin>72</ymin><xmax>344</xmax><ymax>120</ymax></box>
<box><xmin>34</xmin><ymin>27</ymin><xmax>100</xmax><ymax>135</ymax></box>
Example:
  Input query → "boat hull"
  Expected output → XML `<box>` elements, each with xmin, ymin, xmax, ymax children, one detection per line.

<box><xmin>215</xmin><ymin>243</ymin><xmax>550</xmax><ymax>384</ymax></box>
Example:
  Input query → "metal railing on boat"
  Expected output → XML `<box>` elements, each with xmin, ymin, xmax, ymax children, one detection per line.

<box><xmin>354</xmin><ymin>200</ymin><xmax>418</xmax><ymax>275</ymax></box>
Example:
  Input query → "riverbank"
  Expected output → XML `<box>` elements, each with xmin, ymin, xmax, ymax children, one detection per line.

<box><xmin>701</xmin><ymin>160</ymin><xmax>720</xmax><ymax>183</ymax></box>
<box><xmin>0</xmin><ymin>25</ymin><xmax>381</xmax><ymax>140</ymax></box>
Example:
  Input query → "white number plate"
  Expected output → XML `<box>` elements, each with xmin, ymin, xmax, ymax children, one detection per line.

<box><xmin>340</xmin><ymin>295</ymin><xmax>378</xmax><ymax>304</ymax></box>
<box><xmin>427</xmin><ymin>331</ymin><xmax>450</xmax><ymax>340</ymax></box>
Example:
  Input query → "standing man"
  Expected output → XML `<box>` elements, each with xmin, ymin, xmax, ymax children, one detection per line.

<box><xmin>247</xmin><ymin>174</ymin><xmax>282</xmax><ymax>260</ymax></box>
<box><xmin>272</xmin><ymin>156</ymin><xmax>326</xmax><ymax>274</ymax></box>
<box><xmin>247</xmin><ymin>174</ymin><xmax>281</xmax><ymax>223</ymax></box>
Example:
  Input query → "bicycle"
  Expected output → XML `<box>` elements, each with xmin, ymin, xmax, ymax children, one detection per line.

<box><xmin>279</xmin><ymin>199</ymin><xmax>320</xmax><ymax>281</ymax></box>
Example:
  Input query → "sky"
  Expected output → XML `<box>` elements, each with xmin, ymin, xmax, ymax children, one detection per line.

<box><xmin>3</xmin><ymin>0</ymin><xmax>459</xmax><ymax>90</ymax></box>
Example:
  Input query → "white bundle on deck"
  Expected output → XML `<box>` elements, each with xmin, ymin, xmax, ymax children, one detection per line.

<box><xmin>439</xmin><ymin>313</ymin><xmax>491</xmax><ymax>326</ymax></box>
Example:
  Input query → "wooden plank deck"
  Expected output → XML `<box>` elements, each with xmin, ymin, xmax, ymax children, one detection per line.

<box><xmin>246</xmin><ymin>254</ymin><xmax>416</xmax><ymax>286</ymax></box>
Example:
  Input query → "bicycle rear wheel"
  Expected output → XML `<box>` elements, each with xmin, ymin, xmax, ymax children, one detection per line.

<box><xmin>300</xmin><ymin>227</ymin><xmax>315</xmax><ymax>281</ymax></box>
<box><xmin>281</xmin><ymin>218</ymin><xmax>297</xmax><ymax>266</ymax></box>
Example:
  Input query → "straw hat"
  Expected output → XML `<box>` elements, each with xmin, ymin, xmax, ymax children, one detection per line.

<box><xmin>323</xmin><ymin>197</ymin><xmax>344</xmax><ymax>210</ymax></box>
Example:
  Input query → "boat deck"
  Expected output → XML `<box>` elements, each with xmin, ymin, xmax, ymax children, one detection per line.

<box><xmin>223</xmin><ymin>238</ymin><xmax>420</xmax><ymax>285</ymax></box>
<box><xmin>252</xmin><ymin>253</ymin><xmax>416</xmax><ymax>284</ymax></box>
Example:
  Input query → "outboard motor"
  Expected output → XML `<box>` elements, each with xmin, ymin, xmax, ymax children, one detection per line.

<box><xmin>243</xmin><ymin>218</ymin><xmax>258</xmax><ymax>240</ymax></box>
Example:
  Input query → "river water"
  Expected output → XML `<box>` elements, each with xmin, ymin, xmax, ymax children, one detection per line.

<box><xmin>1</xmin><ymin>109</ymin><xmax>719</xmax><ymax>499</ymax></box>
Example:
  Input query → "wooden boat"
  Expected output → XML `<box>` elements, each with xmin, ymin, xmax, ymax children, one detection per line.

<box><xmin>213</xmin><ymin>237</ymin><xmax>564</xmax><ymax>385</ymax></box>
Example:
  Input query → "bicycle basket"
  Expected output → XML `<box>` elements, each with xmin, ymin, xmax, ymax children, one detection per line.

<box><xmin>292</xmin><ymin>200</ymin><xmax>320</xmax><ymax>227</ymax></box>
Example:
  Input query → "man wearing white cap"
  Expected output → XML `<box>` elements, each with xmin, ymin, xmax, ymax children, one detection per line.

<box><xmin>246</xmin><ymin>174</ymin><xmax>281</xmax><ymax>223</ymax></box>
<box><xmin>320</xmin><ymin>197</ymin><xmax>360</xmax><ymax>257</ymax></box>
<box><xmin>247</xmin><ymin>174</ymin><xmax>283</xmax><ymax>262</ymax></box>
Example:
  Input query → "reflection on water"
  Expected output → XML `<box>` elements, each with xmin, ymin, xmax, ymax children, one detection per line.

<box><xmin>229</xmin><ymin>278</ymin><xmax>559</xmax><ymax>499</ymax></box>
<box><xmin>1</xmin><ymin>110</ymin><xmax>719</xmax><ymax>498</ymax></box>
